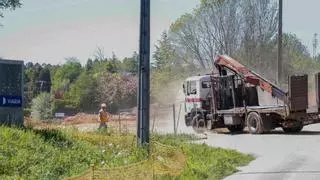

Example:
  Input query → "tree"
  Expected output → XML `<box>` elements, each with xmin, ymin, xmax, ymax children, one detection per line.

<box><xmin>38</xmin><ymin>67</ymin><xmax>51</xmax><ymax>92</ymax></box>
<box><xmin>313</xmin><ymin>33</ymin><xmax>318</xmax><ymax>60</ymax></box>
<box><xmin>121</xmin><ymin>52</ymin><xmax>138</xmax><ymax>74</ymax></box>
<box><xmin>31</xmin><ymin>92</ymin><xmax>54</xmax><ymax>121</ymax></box>
<box><xmin>0</xmin><ymin>0</ymin><xmax>21</xmax><ymax>19</ymax></box>
<box><xmin>238</xmin><ymin>0</ymin><xmax>278</xmax><ymax>71</ymax></box>
<box><xmin>169</xmin><ymin>0</ymin><xmax>278</xmax><ymax>71</ymax></box>
<box><xmin>153</xmin><ymin>31</ymin><xmax>177</xmax><ymax>71</ymax></box>
<box><xmin>96</xmin><ymin>73</ymin><xmax>137</xmax><ymax>113</ymax></box>
<box><xmin>85</xmin><ymin>59</ymin><xmax>93</xmax><ymax>71</ymax></box>
<box><xmin>94</xmin><ymin>46</ymin><xmax>105</xmax><ymax>61</ymax></box>
<box><xmin>65</xmin><ymin>72</ymin><xmax>97</xmax><ymax>111</ymax></box>
<box><xmin>52</xmin><ymin>58</ymin><xmax>82</xmax><ymax>93</ymax></box>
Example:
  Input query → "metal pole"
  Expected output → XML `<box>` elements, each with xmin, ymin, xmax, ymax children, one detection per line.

<box><xmin>277</xmin><ymin>0</ymin><xmax>283</xmax><ymax>86</ymax></box>
<box><xmin>137</xmin><ymin>0</ymin><xmax>150</xmax><ymax>147</ymax></box>
<box><xmin>176</xmin><ymin>104</ymin><xmax>182</xmax><ymax>133</ymax></box>
<box><xmin>118</xmin><ymin>112</ymin><xmax>121</xmax><ymax>133</ymax></box>
<box><xmin>173</xmin><ymin>104</ymin><xmax>176</xmax><ymax>135</ymax></box>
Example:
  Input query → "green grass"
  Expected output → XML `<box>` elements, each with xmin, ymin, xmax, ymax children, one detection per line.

<box><xmin>0</xmin><ymin>126</ymin><xmax>254</xmax><ymax>180</ymax></box>
<box><xmin>0</xmin><ymin>126</ymin><xmax>146</xmax><ymax>179</ymax></box>
<box><xmin>153</xmin><ymin>134</ymin><xmax>255</xmax><ymax>180</ymax></box>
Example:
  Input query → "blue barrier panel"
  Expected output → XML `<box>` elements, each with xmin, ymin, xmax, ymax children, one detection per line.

<box><xmin>0</xmin><ymin>95</ymin><xmax>22</xmax><ymax>107</ymax></box>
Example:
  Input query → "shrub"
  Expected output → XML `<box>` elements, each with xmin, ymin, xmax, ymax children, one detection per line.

<box><xmin>31</xmin><ymin>93</ymin><xmax>54</xmax><ymax>121</ymax></box>
<box><xmin>23</xmin><ymin>108</ymin><xmax>32</xmax><ymax>117</ymax></box>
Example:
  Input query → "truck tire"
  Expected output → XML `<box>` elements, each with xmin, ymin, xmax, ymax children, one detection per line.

<box><xmin>282</xmin><ymin>125</ymin><xmax>303</xmax><ymax>133</ymax></box>
<box><xmin>247</xmin><ymin>112</ymin><xmax>264</xmax><ymax>134</ymax></box>
<box><xmin>227</xmin><ymin>125</ymin><xmax>244</xmax><ymax>133</ymax></box>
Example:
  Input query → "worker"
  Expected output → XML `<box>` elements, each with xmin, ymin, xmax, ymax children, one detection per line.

<box><xmin>98</xmin><ymin>103</ymin><xmax>111</xmax><ymax>130</ymax></box>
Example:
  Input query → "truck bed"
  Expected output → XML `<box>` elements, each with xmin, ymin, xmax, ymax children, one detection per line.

<box><xmin>216</xmin><ymin>105</ymin><xmax>286</xmax><ymax>116</ymax></box>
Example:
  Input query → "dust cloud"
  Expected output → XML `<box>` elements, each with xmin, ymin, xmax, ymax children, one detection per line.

<box><xmin>150</xmin><ymin>79</ymin><xmax>194</xmax><ymax>134</ymax></box>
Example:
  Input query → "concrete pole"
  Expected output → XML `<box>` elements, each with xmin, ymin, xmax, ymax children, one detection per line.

<box><xmin>277</xmin><ymin>0</ymin><xmax>283</xmax><ymax>86</ymax></box>
<box><xmin>137</xmin><ymin>0</ymin><xmax>150</xmax><ymax>147</ymax></box>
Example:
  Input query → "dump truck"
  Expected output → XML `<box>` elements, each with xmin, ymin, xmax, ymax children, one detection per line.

<box><xmin>183</xmin><ymin>55</ymin><xmax>320</xmax><ymax>134</ymax></box>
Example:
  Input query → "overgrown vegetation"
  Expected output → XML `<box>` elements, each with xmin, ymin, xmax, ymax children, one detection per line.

<box><xmin>0</xmin><ymin>126</ymin><xmax>253</xmax><ymax>179</ymax></box>
<box><xmin>0</xmin><ymin>126</ymin><xmax>146</xmax><ymax>179</ymax></box>
<box><xmin>154</xmin><ymin>134</ymin><xmax>254</xmax><ymax>180</ymax></box>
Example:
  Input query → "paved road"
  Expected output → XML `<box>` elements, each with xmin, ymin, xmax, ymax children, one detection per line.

<box><xmin>166</xmin><ymin>122</ymin><xmax>320</xmax><ymax>180</ymax></box>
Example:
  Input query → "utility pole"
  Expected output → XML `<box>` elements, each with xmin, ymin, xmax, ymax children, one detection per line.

<box><xmin>277</xmin><ymin>0</ymin><xmax>283</xmax><ymax>86</ymax></box>
<box><xmin>137</xmin><ymin>0</ymin><xmax>150</xmax><ymax>147</ymax></box>
<box><xmin>313</xmin><ymin>33</ymin><xmax>318</xmax><ymax>60</ymax></box>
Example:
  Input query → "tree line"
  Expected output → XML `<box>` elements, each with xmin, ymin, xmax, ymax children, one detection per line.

<box><xmin>24</xmin><ymin>52</ymin><xmax>139</xmax><ymax>119</ymax></box>
<box><xmin>4</xmin><ymin>0</ymin><xmax>320</xmax><ymax>120</ymax></box>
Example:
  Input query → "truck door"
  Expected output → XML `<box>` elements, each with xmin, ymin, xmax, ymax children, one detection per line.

<box><xmin>186</xmin><ymin>80</ymin><xmax>199</xmax><ymax>112</ymax></box>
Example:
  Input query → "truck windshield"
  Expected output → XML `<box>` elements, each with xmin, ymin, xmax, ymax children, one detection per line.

<box><xmin>187</xmin><ymin>81</ymin><xmax>197</xmax><ymax>95</ymax></box>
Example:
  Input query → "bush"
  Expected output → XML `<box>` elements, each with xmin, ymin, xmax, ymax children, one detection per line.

<box><xmin>31</xmin><ymin>93</ymin><xmax>54</xmax><ymax>121</ymax></box>
<box><xmin>23</xmin><ymin>108</ymin><xmax>31</xmax><ymax>117</ymax></box>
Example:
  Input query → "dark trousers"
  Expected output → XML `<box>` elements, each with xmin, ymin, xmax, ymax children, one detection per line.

<box><xmin>98</xmin><ymin>122</ymin><xmax>107</xmax><ymax>129</ymax></box>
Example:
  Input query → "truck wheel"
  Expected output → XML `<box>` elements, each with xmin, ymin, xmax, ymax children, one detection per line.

<box><xmin>192</xmin><ymin>116</ymin><xmax>205</xmax><ymax>133</ymax></box>
<box><xmin>247</xmin><ymin>112</ymin><xmax>264</xmax><ymax>134</ymax></box>
<box><xmin>227</xmin><ymin>125</ymin><xmax>244</xmax><ymax>133</ymax></box>
<box><xmin>282</xmin><ymin>125</ymin><xmax>303</xmax><ymax>133</ymax></box>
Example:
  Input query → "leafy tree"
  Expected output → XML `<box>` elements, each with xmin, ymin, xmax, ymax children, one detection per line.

<box><xmin>52</xmin><ymin>58</ymin><xmax>82</xmax><ymax>93</ymax></box>
<box><xmin>0</xmin><ymin>0</ymin><xmax>21</xmax><ymax>19</ymax></box>
<box><xmin>38</xmin><ymin>67</ymin><xmax>51</xmax><ymax>92</ymax></box>
<box><xmin>65</xmin><ymin>72</ymin><xmax>97</xmax><ymax>111</ymax></box>
<box><xmin>85</xmin><ymin>58</ymin><xmax>93</xmax><ymax>71</ymax></box>
<box><xmin>153</xmin><ymin>31</ymin><xmax>177</xmax><ymax>71</ymax></box>
<box><xmin>121</xmin><ymin>52</ymin><xmax>138</xmax><ymax>74</ymax></box>
<box><xmin>31</xmin><ymin>93</ymin><xmax>54</xmax><ymax>121</ymax></box>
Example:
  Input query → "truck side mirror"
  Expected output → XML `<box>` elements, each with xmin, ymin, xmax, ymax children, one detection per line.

<box><xmin>222</xmin><ymin>69</ymin><xmax>227</xmax><ymax>76</ymax></box>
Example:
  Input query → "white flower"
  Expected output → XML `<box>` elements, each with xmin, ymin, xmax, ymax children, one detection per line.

<box><xmin>157</xmin><ymin>156</ymin><xmax>164</xmax><ymax>162</ymax></box>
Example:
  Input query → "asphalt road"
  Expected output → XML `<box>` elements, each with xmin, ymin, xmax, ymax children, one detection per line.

<box><xmin>165</xmin><ymin>122</ymin><xmax>320</xmax><ymax>180</ymax></box>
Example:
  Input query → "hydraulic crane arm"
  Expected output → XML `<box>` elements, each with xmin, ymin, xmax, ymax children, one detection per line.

<box><xmin>214</xmin><ymin>55</ymin><xmax>287</xmax><ymax>101</ymax></box>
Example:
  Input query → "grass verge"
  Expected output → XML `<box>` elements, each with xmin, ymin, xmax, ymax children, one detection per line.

<box><xmin>0</xmin><ymin>126</ymin><xmax>254</xmax><ymax>179</ymax></box>
<box><xmin>153</xmin><ymin>134</ymin><xmax>254</xmax><ymax>180</ymax></box>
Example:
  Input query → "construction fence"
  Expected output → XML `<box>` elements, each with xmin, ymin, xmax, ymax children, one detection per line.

<box><xmin>67</xmin><ymin>141</ymin><xmax>186</xmax><ymax>180</ymax></box>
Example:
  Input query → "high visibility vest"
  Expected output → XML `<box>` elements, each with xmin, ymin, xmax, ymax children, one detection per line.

<box><xmin>99</xmin><ymin>109</ymin><xmax>110</xmax><ymax>123</ymax></box>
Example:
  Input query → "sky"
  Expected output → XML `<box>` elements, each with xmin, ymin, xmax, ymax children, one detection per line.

<box><xmin>0</xmin><ymin>0</ymin><xmax>319</xmax><ymax>65</ymax></box>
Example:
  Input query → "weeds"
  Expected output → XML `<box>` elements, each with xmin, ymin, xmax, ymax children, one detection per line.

<box><xmin>0</xmin><ymin>126</ymin><xmax>253</xmax><ymax>180</ymax></box>
<box><xmin>153</xmin><ymin>134</ymin><xmax>254</xmax><ymax>180</ymax></box>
